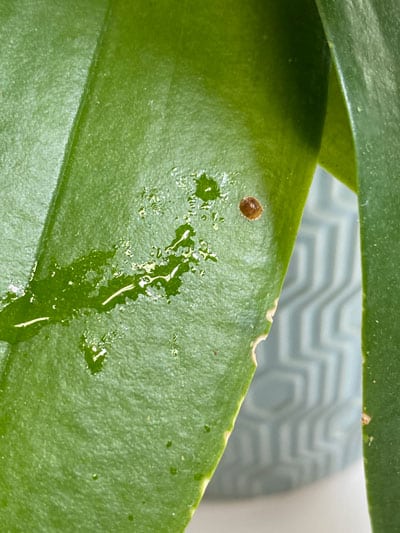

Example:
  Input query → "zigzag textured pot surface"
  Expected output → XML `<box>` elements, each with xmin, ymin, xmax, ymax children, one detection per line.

<box><xmin>207</xmin><ymin>168</ymin><xmax>362</xmax><ymax>498</ymax></box>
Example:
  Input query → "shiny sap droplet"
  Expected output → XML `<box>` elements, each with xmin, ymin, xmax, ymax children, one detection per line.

<box><xmin>80</xmin><ymin>335</ymin><xmax>108</xmax><ymax>374</ymax></box>
<box><xmin>195</xmin><ymin>174</ymin><xmax>221</xmax><ymax>202</ymax></box>
<box><xmin>239</xmin><ymin>196</ymin><xmax>263</xmax><ymax>220</ymax></box>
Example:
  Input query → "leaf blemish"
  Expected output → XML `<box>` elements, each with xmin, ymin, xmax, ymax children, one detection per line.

<box><xmin>362</xmin><ymin>412</ymin><xmax>372</xmax><ymax>426</ymax></box>
<box><xmin>239</xmin><ymin>196</ymin><xmax>263</xmax><ymax>220</ymax></box>
<box><xmin>251</xmin><ymin>297</ymin><xmax>279</xmax><ymax>366</ymax></box>
<box><xmin>266</xmin><ymin>297</ymin><xmax>279</xmax><ymax>323</ymax></box>
<box><xmin>194</xmin><ymin>173</ymin><xmax>221</xmax><ymax>202</ymax></box>
<box><xmin>0</xmin><ymin>175</ymin><xmax>224</xmax><ymax>348</ymax></box>
<box><xmin>80</xmin><ymin>334</ymin><xmax>108</xmax><ymax>374</ymax></box>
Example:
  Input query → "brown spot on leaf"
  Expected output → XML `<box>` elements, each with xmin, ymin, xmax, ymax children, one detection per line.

<box><xmin>362</xmin><ymin>412</ymin><xmax>372</xmax><ymax>426</ymax></box>
<box><xmin>239</xmin><ymin>196</ymin><xmax>263</xmax><ymax>220</ymax></box>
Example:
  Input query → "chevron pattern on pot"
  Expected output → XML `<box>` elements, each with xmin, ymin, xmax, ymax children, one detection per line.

<box><xmin>207</xmin><ymin>168</ymin><xmax>362</xmax><ymax>498</ymax></box>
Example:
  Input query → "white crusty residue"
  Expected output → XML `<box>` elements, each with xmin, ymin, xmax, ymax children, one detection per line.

<box><xmin>266</xmin><ymin>297</ymin><xmax>279</xmax><ymax>323</ymax></box>
<box><xmin>251</xmin><ymin>297</ymin><xmax>280</xmax><ymax>366</ymax></box>
<box><xmin>223</xmin><ymin>430</ymin><xmax>232</xmax><ymax>445</ymax></box>
<box><xmin>14</xmin><ymin>316</ymin><xmax>50</xmax><ymax>328</ymax></box>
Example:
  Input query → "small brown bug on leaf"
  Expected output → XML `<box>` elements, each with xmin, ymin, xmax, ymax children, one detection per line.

<box><xmin>239</xmin><ymin>196</ymin><xmax>263</xmax><ymax>220</ymax></box>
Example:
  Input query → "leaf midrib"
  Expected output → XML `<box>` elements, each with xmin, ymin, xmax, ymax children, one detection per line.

<box><xmin>0</xmin><ymin>2</ymin><xmax>112</xmax><ymax>386</ymax></box>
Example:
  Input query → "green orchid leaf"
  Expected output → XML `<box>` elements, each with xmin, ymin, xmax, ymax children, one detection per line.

<box><xmin>0</xmin><ymin>1</ymin><xmax>328</xmax><ymax>530</ymax></box>
<box><xmin>316</xmin><ymin>1</ymin><xmax>400</xmax><ymax>532</ymax></box>
<box><xmin>319</xmin><ymin>66</ymin><xmax>357</xmax><ymax>192</ymax></box>
<box><xmin>0</xmin><ymin>0</ymin><xmax>110</xmax><ymax>355</ymax></box>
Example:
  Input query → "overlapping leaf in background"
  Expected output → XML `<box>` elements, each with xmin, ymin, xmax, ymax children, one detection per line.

<box><xmin>316</xmin><ymin>2</ymin><xmax>400</xmax><ymax>532</ymax></box>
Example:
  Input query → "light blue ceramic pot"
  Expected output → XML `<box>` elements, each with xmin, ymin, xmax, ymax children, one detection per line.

<box><xmin>207</xmin><ymin>167</ymin><xmax>362</xmax><ymax>498</ymax></box>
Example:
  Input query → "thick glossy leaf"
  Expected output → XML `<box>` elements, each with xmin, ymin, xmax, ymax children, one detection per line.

<box><xmin>0</xmin><ymin>0</ymin><xmax>110</xmax><ymax>364</ymax></box>
<box><xmin>315</xmin><ymin>2</ymin><xmax>400</xmax><ymax>532</ymax></box>
<box><xmin>319</xmin><ymin>66</ymin><xmax>357</xmax><ymax>192</ymax></box>
<box><xmin>0</xmin><ymin>1</ymin><xmax>328</xmax><ymax>530</ymax></box>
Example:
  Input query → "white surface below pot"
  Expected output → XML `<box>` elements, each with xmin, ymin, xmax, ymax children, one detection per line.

<box><xmin>188</xmin><ymin>460</ymin><xmax>371</xmax><ymax>533</ymax></box>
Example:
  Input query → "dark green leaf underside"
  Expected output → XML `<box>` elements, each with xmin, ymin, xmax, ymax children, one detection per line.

<box><xmin>316</xmin><ymin>2</ymin><xmax>400</xmax><ymax>532</ymax></box>
<box><xmin>0</xmin><ymin>1</ymin><xmax>328</xmax><ymax>531</ymax></box>
<box><xmin>319</xmin><ymin>66</ymin><xmax>357</xmax><ymax>193</ymax></box>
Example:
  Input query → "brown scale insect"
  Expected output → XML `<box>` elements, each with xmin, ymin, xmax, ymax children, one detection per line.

<box><xmin>239</xmin><ymin>196</ymin><xmax>263</xmax><ymax>220</ymax></box>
